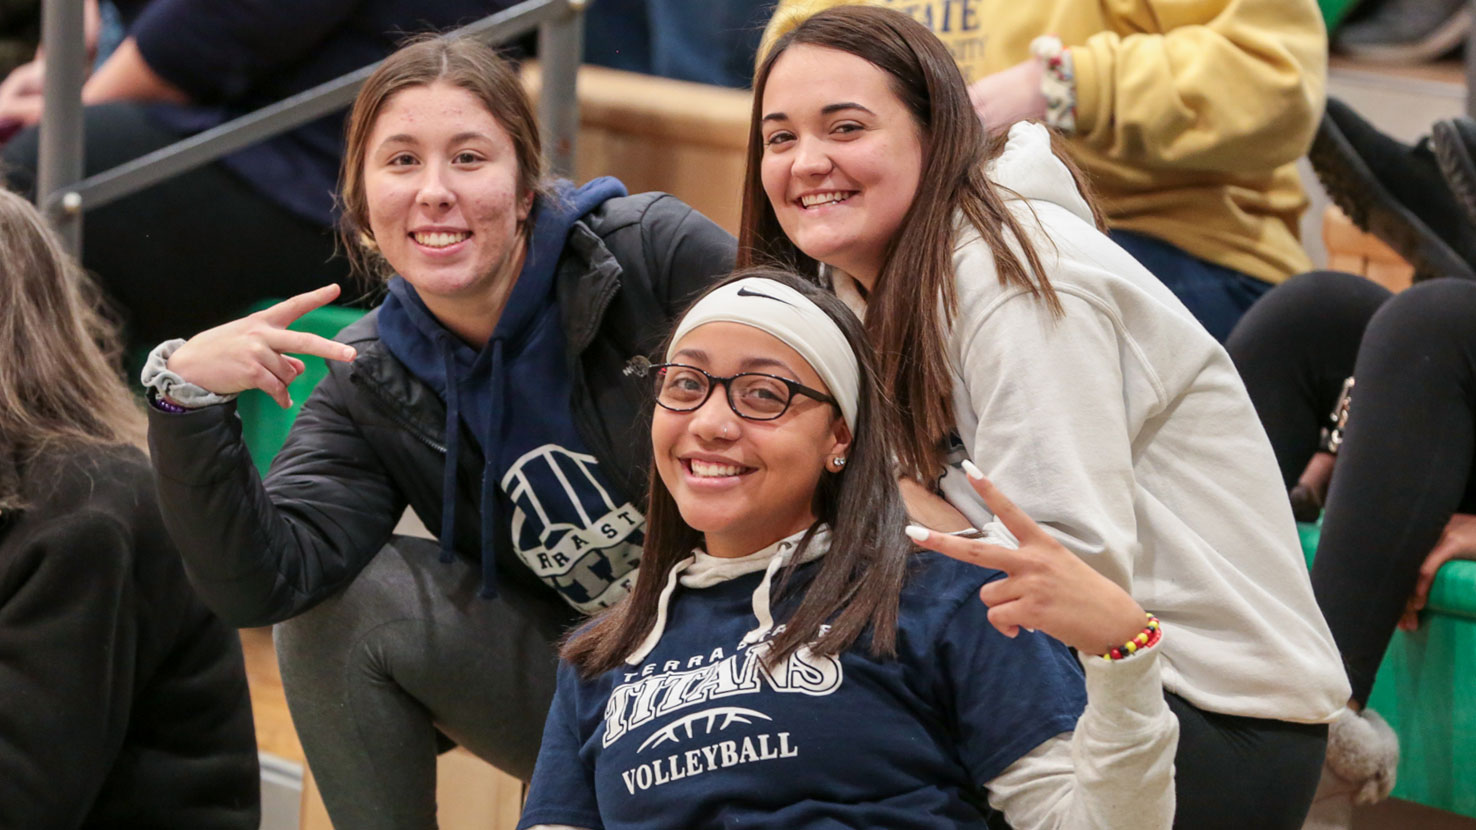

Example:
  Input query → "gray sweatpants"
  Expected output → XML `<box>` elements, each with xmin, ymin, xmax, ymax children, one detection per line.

<box><xmin>274</xmin><ymin>536</ymin><xmax>570</xmax><ymax>829</ymax></box>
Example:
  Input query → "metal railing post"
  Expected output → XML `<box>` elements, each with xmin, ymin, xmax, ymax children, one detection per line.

<box><xmin>537</xmin><ymin>0</ymin><xmax>585</xmax><ymax>177</ymax></box>
<box><xmin>37</xmin><ymin>0</ymin><xmax>87</xmax><ymax>253</ymax></box>
<box><xmin>1468</xmin><ymin>0</ymin><xmax>1476</xmax><ymax>118</ymax></box>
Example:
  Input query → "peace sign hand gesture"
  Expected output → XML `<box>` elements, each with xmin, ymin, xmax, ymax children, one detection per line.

<box><xmin>165</xmin><ymin>284</ymin><xmax>358</xmax><ymax>409</ymax></box>
<box><xmin>906</xmin><ymin>461</ymin><xmax>1148</xmax><ymax>656</ymax></box>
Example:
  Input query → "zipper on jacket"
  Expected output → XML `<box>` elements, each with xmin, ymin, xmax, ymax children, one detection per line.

<box><xmin>349</xmin><ymin>371</ymin><xmax>448</xmax><ymax>454</ymax></box>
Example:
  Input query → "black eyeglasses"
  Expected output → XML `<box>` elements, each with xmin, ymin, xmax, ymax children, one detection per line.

<box><xmin>650</xmin><ymin>362</ymin><xmax>837</xmax><ymax>421</ymax></box>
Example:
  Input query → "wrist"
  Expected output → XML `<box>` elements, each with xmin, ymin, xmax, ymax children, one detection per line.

<box><xmin>1030</xmin><ymin>35</ymin><xmax>1077</xmax><ymax>133</ymax></box>
<box><xmin>1097</xmin><ymin>613</ymin><xmax>1161</xmax><ymax>662</ymax></box>
<box><xmin>139</xmin><ymin>339</ymin><xmax>237</xmax><ymax>408</ymax></box>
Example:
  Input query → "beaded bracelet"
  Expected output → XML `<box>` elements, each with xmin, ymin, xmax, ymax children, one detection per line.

<box><xmin>1030</xmin><ymin>35</ymin><xmax>1077</xmax><ymax>133</ymax></box>
<box><xmin>147</xmin><ymin>388</ymin><xmax>191</xmax><ymax>415</ymax></box>
<box><xmin>1101</xmin><ymin>613</ymin><xmax>1161</xmax><ymax>661</ymax></box>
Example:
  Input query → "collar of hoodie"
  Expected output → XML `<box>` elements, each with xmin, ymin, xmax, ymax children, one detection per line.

<box><xmin>624</xmin><ymin>525</ymin><xmax>831</xmax><ymax>665</ymax></box>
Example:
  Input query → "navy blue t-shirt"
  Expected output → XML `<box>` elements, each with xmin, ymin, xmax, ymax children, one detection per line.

<box><xmin>518</xmin><ymin>553</ymin><xmax>1087</xmax><ymax>829</ymax></box>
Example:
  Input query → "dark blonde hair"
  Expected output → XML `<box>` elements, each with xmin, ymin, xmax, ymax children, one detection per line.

<box><xmin>739</xmin><ymin>6</ymin><xmax>1104</xmax><ymax>481</ymax></box>
<box><xmin>562</xmin><ymin>268</ymin><xmax>911</xmax><ymax>678</ymax></box>
<box><xmin>0</xmin><ymin>189</ymin><xmax>144</xmax><ymax>510</ymax></box>
<box><xmin>338</xmin><ymin>35</ymin><xmax>546</xmax><ymax>281</ymax></box>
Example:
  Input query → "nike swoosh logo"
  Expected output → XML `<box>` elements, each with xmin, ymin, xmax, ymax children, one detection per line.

<box><xmin>736</xmin><ymin>285</ymin><xmax>794</xmax><ymax>306</ymax></box>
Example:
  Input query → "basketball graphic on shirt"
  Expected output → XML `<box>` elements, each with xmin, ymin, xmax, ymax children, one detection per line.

<box><xmin>502</xmin><ymin>443</ymin><xmax>643</xmax><ymax>613</ymax></box>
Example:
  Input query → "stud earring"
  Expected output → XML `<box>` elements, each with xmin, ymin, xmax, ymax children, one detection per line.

<box><xmin>832</xmin><ymin>456</ymin><xmax>847</xmax><ymax>469</ymax></box>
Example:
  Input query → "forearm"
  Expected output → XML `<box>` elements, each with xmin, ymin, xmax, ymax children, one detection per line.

<box><xmin>1071</xmin><ymin>0</ymin><xmax>1325</xmax><ymax>172</ymax></box>
<box><xmin>147</xmin><ymin>392</ymin><xmax>398</xmax><ymax>626</ymax></box>
<box><xmin>988</xmin><ymin>647</ymin><xmax>1177</xmax><ymax>829</ymax></box>
<box><xmin>81</xmin><ymin>37</ymin><xmax>189</xmax><ymax>105</ymax></box>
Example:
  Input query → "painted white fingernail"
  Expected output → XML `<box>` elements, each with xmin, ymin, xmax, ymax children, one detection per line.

<box><xmin>1024</xmin><ymin>627</ymin><xmax>1037</xmax><ymax>633</ymax></box>
<box><xmin>904</xmin><ymin>525</ymin><xmax>930</xmax><ymax>543</ymax></box>
<box><xmin>962</xmin><ymin>459</ymin><xmax>984</xmax><ymax>480</ymax></box>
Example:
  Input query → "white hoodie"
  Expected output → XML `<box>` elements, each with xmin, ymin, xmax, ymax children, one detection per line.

<box><xmin>834</xmin><ymin>122</ymin><xmax>1350</xmax><ymax>723</ymax></box>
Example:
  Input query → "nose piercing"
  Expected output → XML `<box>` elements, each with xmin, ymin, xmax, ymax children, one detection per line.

<box><xmin>720</xmin><ymin>424</ymin><xmax>730</xmax><ymax>439</ymax></box>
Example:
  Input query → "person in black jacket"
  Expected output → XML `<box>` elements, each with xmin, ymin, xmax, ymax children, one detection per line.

<box><xmin>143</xmin><ymin>37</ymin><xmax>736</xmax><ymax>829</ymax></box>
<box><xmin>0</xmin><ymin>187</ymin><xmax>258</xmax><ymax>828</ymax></box>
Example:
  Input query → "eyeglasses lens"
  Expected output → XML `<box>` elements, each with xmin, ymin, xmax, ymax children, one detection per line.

<box><xmin>655</xmin><ymin>366</ymin><xmax>793</xmax><ymax>419</ymax></box>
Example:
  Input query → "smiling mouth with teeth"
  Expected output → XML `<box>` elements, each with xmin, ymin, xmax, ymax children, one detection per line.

<box><xmin>799</xmin><ymin>192</ymin><xmax>853</xmax><ymax>209</ymax></box>
<box><xmin>686</xmin><ymin>459</ymin><xmax>751</xmax><ymax>478</ymax></box>
<box><xmin>413</xmin><ymin>231</ymin><xmax>471</xmax><ymax>248</ymax></box>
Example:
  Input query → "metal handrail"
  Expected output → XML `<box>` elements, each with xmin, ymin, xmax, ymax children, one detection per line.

<box><xmin>37</xmin><ymin>0</ymin><xmax>585</xmax><ymax>253</ymax></box>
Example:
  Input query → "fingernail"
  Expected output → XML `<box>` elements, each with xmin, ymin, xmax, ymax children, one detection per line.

<box><xmin>962</xmin><ymin>459</ymin><xmax>984</xmax><ymax>480</ymax></box>
<box><xmin>904</xmin><ymin>525</ymin><xmax>930</xmax><ymax>542</ymax></box>
<box><xmin>1024</xmin><ymin>627</ymin><xmax>1037</xmax><ymax>633</ymax></box>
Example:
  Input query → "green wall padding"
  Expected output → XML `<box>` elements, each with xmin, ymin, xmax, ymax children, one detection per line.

<box><xmin>1300</xmin><ymin>521</ymin><xmax>1476</xmax><ymax>818</ymax></box>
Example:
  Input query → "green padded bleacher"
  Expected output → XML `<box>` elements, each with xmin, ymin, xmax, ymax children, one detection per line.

<box><xmin>1300</xmin><ymin>521</ymin><xmax>1476</xmax><ymax>819</ymax></box>
<box><xmin>236</xmin><ymin>303</ymin><xmax>367</xmax><ymax>476</ymax></box>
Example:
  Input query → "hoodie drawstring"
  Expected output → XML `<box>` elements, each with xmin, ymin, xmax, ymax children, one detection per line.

<box><xmin>623</xmin><ymin>528</ymin><xmax>829</xmax><ymax>665</ymax></box>
<box><xmin>478</xmin><ymin>339</ymin><xmax>507</xmax><ymax>599</ymax></box>
<box><xmin>742</xmin><ymin>547</ymin><xmax>796</xmax><ymax>646</ymax></box>
<box><xmin>625</xmin><ymin>555</ymin><xmax>695</xmax><ymax>665</ymax></box>
<box><xmin>435</xmin><ymin>334</ymin><xmax>507</xmax><ymax>600</ymax></box>
<box><xmin>437</xmin><ymin>336</ymin><xmax>460</xmax><ymax>566</ymax></box>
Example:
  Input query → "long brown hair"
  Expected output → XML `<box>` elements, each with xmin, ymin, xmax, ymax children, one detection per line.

<box><xmin>338</xmin><ymin>35</ymin><xmax>547</xmax><ymax>282</ymax></box>
<box><xmin>562</xmin><ymin>268</ymin><xmax>911</xmax><ymax>678</ymax></box>
<box><xmin>0</xmin><ymin>189</ymin><xmax>144</xmax><ymax>510</ymax></box>
<box><xmin>739</xmin><ymin>6</ymin><xmax>1100</xmax><ymax>481</ymax></box>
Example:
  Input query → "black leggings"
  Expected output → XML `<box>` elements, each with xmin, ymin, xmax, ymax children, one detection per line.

<box><xmin>1227</xmin><ymin>271</ymin><xmax>1476</xmax><ymax>705</ymax></box>
<box><xmin>0</xmin><ymin>102</ymin><xmax>355</xmax><ymax>350</ymax></box>
<box><xmin>1167</xmin><ymin>693</ymin><xmax>1328</xmax><ymax>830</ymax></box>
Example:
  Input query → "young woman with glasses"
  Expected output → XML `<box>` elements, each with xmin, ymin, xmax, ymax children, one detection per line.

<box><xmin>139</xmin><ymin>36</ymin><xmax>735</xmax><ymax>828</ymax></box>
<box><xmin>518</xmin><ymin>270</ymin><xmax>1177</xmax><ymax>830</ymax></box>
<box><xmin>738</xmin><ymin>7</ymin><xmax>1350</xmax><ymax>827</ymax></box>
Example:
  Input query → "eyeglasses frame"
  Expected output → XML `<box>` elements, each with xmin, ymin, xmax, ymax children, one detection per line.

<box><xmin>649</xmin><ymin>362</ymin><xmax>839</xmax><ymax>422</ymax></box>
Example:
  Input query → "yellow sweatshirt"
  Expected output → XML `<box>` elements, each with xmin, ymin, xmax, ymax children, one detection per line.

<box><xmin>762</xmin><ymin>0</ymin><xmax>1326</xmax><ymax>283</ymax></box>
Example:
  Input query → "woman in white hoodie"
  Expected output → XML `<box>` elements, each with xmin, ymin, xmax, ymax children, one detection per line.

<box><xmin>736</xmin><ymin>7</ymin><xmax>1350</xmax><ymax>828</ymax></box>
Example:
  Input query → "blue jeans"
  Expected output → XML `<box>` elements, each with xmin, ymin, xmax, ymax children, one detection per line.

<box><xmin>582</xmin><ymin>0</ymin><xmax>771</xmax><ymax>88</ymax></box>
<box><xmin>1111</xmin><ymin>230</ymin><xmax>1275</xmax><ymax>343</ymax></box>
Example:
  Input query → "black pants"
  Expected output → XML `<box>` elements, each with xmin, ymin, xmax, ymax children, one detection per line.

<box><xmin>1227</xmin><ymin>271</ymin><xmax>1476</xmax><ymax>704</ymax></box>
<box><xmin>0</xmin><ymin>102</ymin><xmax>355</xmax><ymax>350</ymax></box>
<box><xmin>1167</xmin><ymin>693</ymin><xmax>1328</xmax><ymax>829</ymax></box>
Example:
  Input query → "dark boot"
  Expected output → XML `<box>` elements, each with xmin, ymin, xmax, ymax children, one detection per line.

<box><xmin>1335</xmin><ymin>0</ymin><xmax>1472</xmax><ymax>64</ymax></box>
<box><xmin>1433</xmin><ymin>117</ymin><xmax>1476</xmax><ymax>230</ymax></box>
<box><xmin>1309</xmin><ymin>98</ymin><xmax>1476</xmax><ymax>281</ymax></box>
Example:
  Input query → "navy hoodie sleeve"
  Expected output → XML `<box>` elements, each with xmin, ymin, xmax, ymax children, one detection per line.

<box><xmin>520</xmin><ymin>662</ymin><xmax>603</xmax><ymax>830</ymax></box>
<box><xmin>129</xmin><ymin>0</ymin><xmax>360</xmax><ymax>102</ymax></box>
<box><xmin>935</xmin><ymin>576</ymin><xmax>1087</xmax><ymax>784</ymax></box>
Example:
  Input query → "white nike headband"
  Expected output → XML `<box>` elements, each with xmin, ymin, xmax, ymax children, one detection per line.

<box><xmin>665</xmin><ymin>277</ymin><xmax>860</xmax><ymax>431</ymax></box>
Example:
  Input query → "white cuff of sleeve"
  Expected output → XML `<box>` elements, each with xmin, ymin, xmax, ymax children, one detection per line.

<box><xmin>1078</xmin><ymin>636</ymin><xmax>1165</xmax><ymax>731</ymax></box>
<box><xmin>139</xmin><ymin>339</ymin><xmax>237</xmax><ymax>408</ymax></box>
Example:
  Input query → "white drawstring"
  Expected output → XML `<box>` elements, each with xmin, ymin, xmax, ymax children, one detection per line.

<box><xmin>624</xmin><ymin>555</ymin><xmax>694</xmax><ymax>666</ymax></box>
<box><xmin>621</xmin><ymin>527</ymin><xmax>832</xmax><ymax>665</ymax></box>
<box><xmin>742</xmin><ymin>550</ymin><xmax>794</xmax><ymax>646</ymax></box>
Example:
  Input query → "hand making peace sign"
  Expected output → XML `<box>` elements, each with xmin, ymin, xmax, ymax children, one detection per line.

<box><xmin>906</xmin><ymin>461</ymin><xmax>1149</xmax><ymax>657</ymax></box>
<box><xmin>165</xmin><ymin>284</ymin><xmax>359</xmax><ymax>409</ymax></box>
